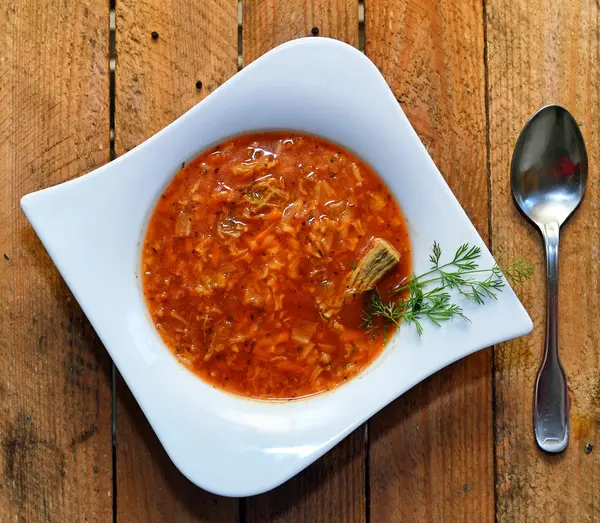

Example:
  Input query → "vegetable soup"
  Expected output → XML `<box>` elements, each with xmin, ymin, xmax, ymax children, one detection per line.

<box><xmin>142</xmin><ymin>132</ymin><xmax>411</xmax><ymax>399</ymax></box>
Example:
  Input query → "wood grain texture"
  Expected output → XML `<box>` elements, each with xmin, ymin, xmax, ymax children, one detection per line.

<box><xmin>243</xmin><ymin>0</ymin><xmax>359</xmax><ymax>64</ymax></box>
<box><xmin>365</xmin><ymin>1</ymin><xmax>493</xmax><ymax>521</ymax></box>
<box><xmin>114</xmin><ymin>1</ymin><xmax>239</xmax><ymax>521</ymax></box>
<box><xmin>242</xmin><ymin>3</ymin><xmax>365</xmax><ymax>522</ymax></box>
<box><xmin>487</xmin><ymin>1</ymin><xmax>600</xmax><ymax>521</ymax></box>
<box><xmin>0</xmin><ymin>1</ymin><xmax>112</xmax><ymax>522</ymax></box>
<box><xmin>115</xmin><ymin>0</ymin><xmax>238</xmax><ymax>155</ymax></box>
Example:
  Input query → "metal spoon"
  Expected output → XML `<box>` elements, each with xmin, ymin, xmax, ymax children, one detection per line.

<box><xmin>511</xmin><ymin>105</ymin><xmax>587</xmax><ymax>453</ymax></box>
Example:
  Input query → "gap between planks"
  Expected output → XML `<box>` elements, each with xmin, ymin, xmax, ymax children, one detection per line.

<box><xmin>109</xmin><ymin>2</ymin><xmax>117</xmax><ymax>523</ymax></box>
<box><xmin>481</xmin><ymin>0</ymin><xmax>498</xmax><ymax>520</ymax></box>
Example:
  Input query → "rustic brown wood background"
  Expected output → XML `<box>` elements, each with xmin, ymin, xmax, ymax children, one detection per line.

<box><xmin>1</xmin><ymin>0</ymin><xmax>598</xmax><ymax>521</ymax></box>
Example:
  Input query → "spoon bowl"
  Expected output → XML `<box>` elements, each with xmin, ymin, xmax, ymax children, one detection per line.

<box><xmin>511</xmin><ymin>105</ymin><xmax>588</xmax><ymax>453</ymax></box>
<box><xmin>512</xmin><ymin>105</ymin><xmax>587</xmax><ymax>227</ymax></box>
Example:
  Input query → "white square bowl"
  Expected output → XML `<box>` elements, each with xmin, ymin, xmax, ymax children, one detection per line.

<box><xmin>21</xmin><ymin>38</ymin><xmax>532</xmax><ymax>497</ymax></box>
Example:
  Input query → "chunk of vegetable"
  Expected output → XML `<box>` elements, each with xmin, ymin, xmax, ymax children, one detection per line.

<box><xmin>369</xmin><ymin>192</ymin><xmax>387</xmax><ymax>212</ymax></box>
<box><xmin>217</xmin><ymin>218</ymin><xmax>248</xmax><ymax>238</ymax></box>
<box><xmin>174</xmin><ymin>212</ymin><xmax>192</xmax><ymax>237</ymax></box>
<box><xmin>291</xmin><ymin>322</ymin><xmax>318</xmax><ymax>345</ymax></box>
<box><xmin>346</xmin><ymin>238</ymin><xmax>400</xmax><ymax>293</ymax></box>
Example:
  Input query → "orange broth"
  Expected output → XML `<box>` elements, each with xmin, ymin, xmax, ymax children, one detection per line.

<box><xmin>142</xmin><ymin>132</ymin><xmax>411</xmax><ymax>399</ymax></box>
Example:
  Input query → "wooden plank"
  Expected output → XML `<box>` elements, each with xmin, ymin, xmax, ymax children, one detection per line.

<box><xmin>115</xmin><ymin>0</ymin><xmax>239</xmax><ymax>155</ymax></box>
<box><xmin>365</xmin><ymin>1</ymin><xmax>493</xmax><ymax>521</ymax></box>
<box><xmin>114</xmin><ymin>1</ymin><xmax>239</xmax><ymax>521</ymax></box>
<box><xmin>242</xmin><ymin>2</ymin><xmax>364</xmax><ymax>522</ymax></box>
<box><xmin>0</xmin><ymin>1</ymin><xmax>113</xmax><ymax>522</ymax></box>
<box><xmin>487</xmin><ymin>1</ymin><xmax>600</xmax><ymax>520</ymax></box>
<box><xmin>243</xmin><ymin>0</ymin><xmax>359</xmax><ymax>64</ymax></box>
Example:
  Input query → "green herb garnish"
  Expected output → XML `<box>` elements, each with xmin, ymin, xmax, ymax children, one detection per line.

<box><xmin>361</xmin><ymin>242</ymin><xmax>534</xmax><ymax>337</ymax></box>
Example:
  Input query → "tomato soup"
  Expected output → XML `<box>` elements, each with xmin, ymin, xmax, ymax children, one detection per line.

<box><xmin>142</xmin><ymin>133</ymin><xmax>411</xmax><ymax>399</ymax></box>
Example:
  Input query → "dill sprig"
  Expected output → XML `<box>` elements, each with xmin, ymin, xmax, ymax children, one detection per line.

<box><xmin>361</xmin><ymin>242</ymin><xmax>534</xmax><ymax>337</ymax></box>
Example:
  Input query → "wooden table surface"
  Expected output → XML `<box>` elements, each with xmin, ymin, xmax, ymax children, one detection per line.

<box><xmin>2</xmin><ymin>0</ymin><xmax>599</xmax><ymax>521</ymax></box>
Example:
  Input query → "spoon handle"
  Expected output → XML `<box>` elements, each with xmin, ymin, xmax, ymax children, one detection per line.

<box><xmin>534</xmin><ymin>221</ymin><xmax>569</xmax><ymax>453</ymax></box>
